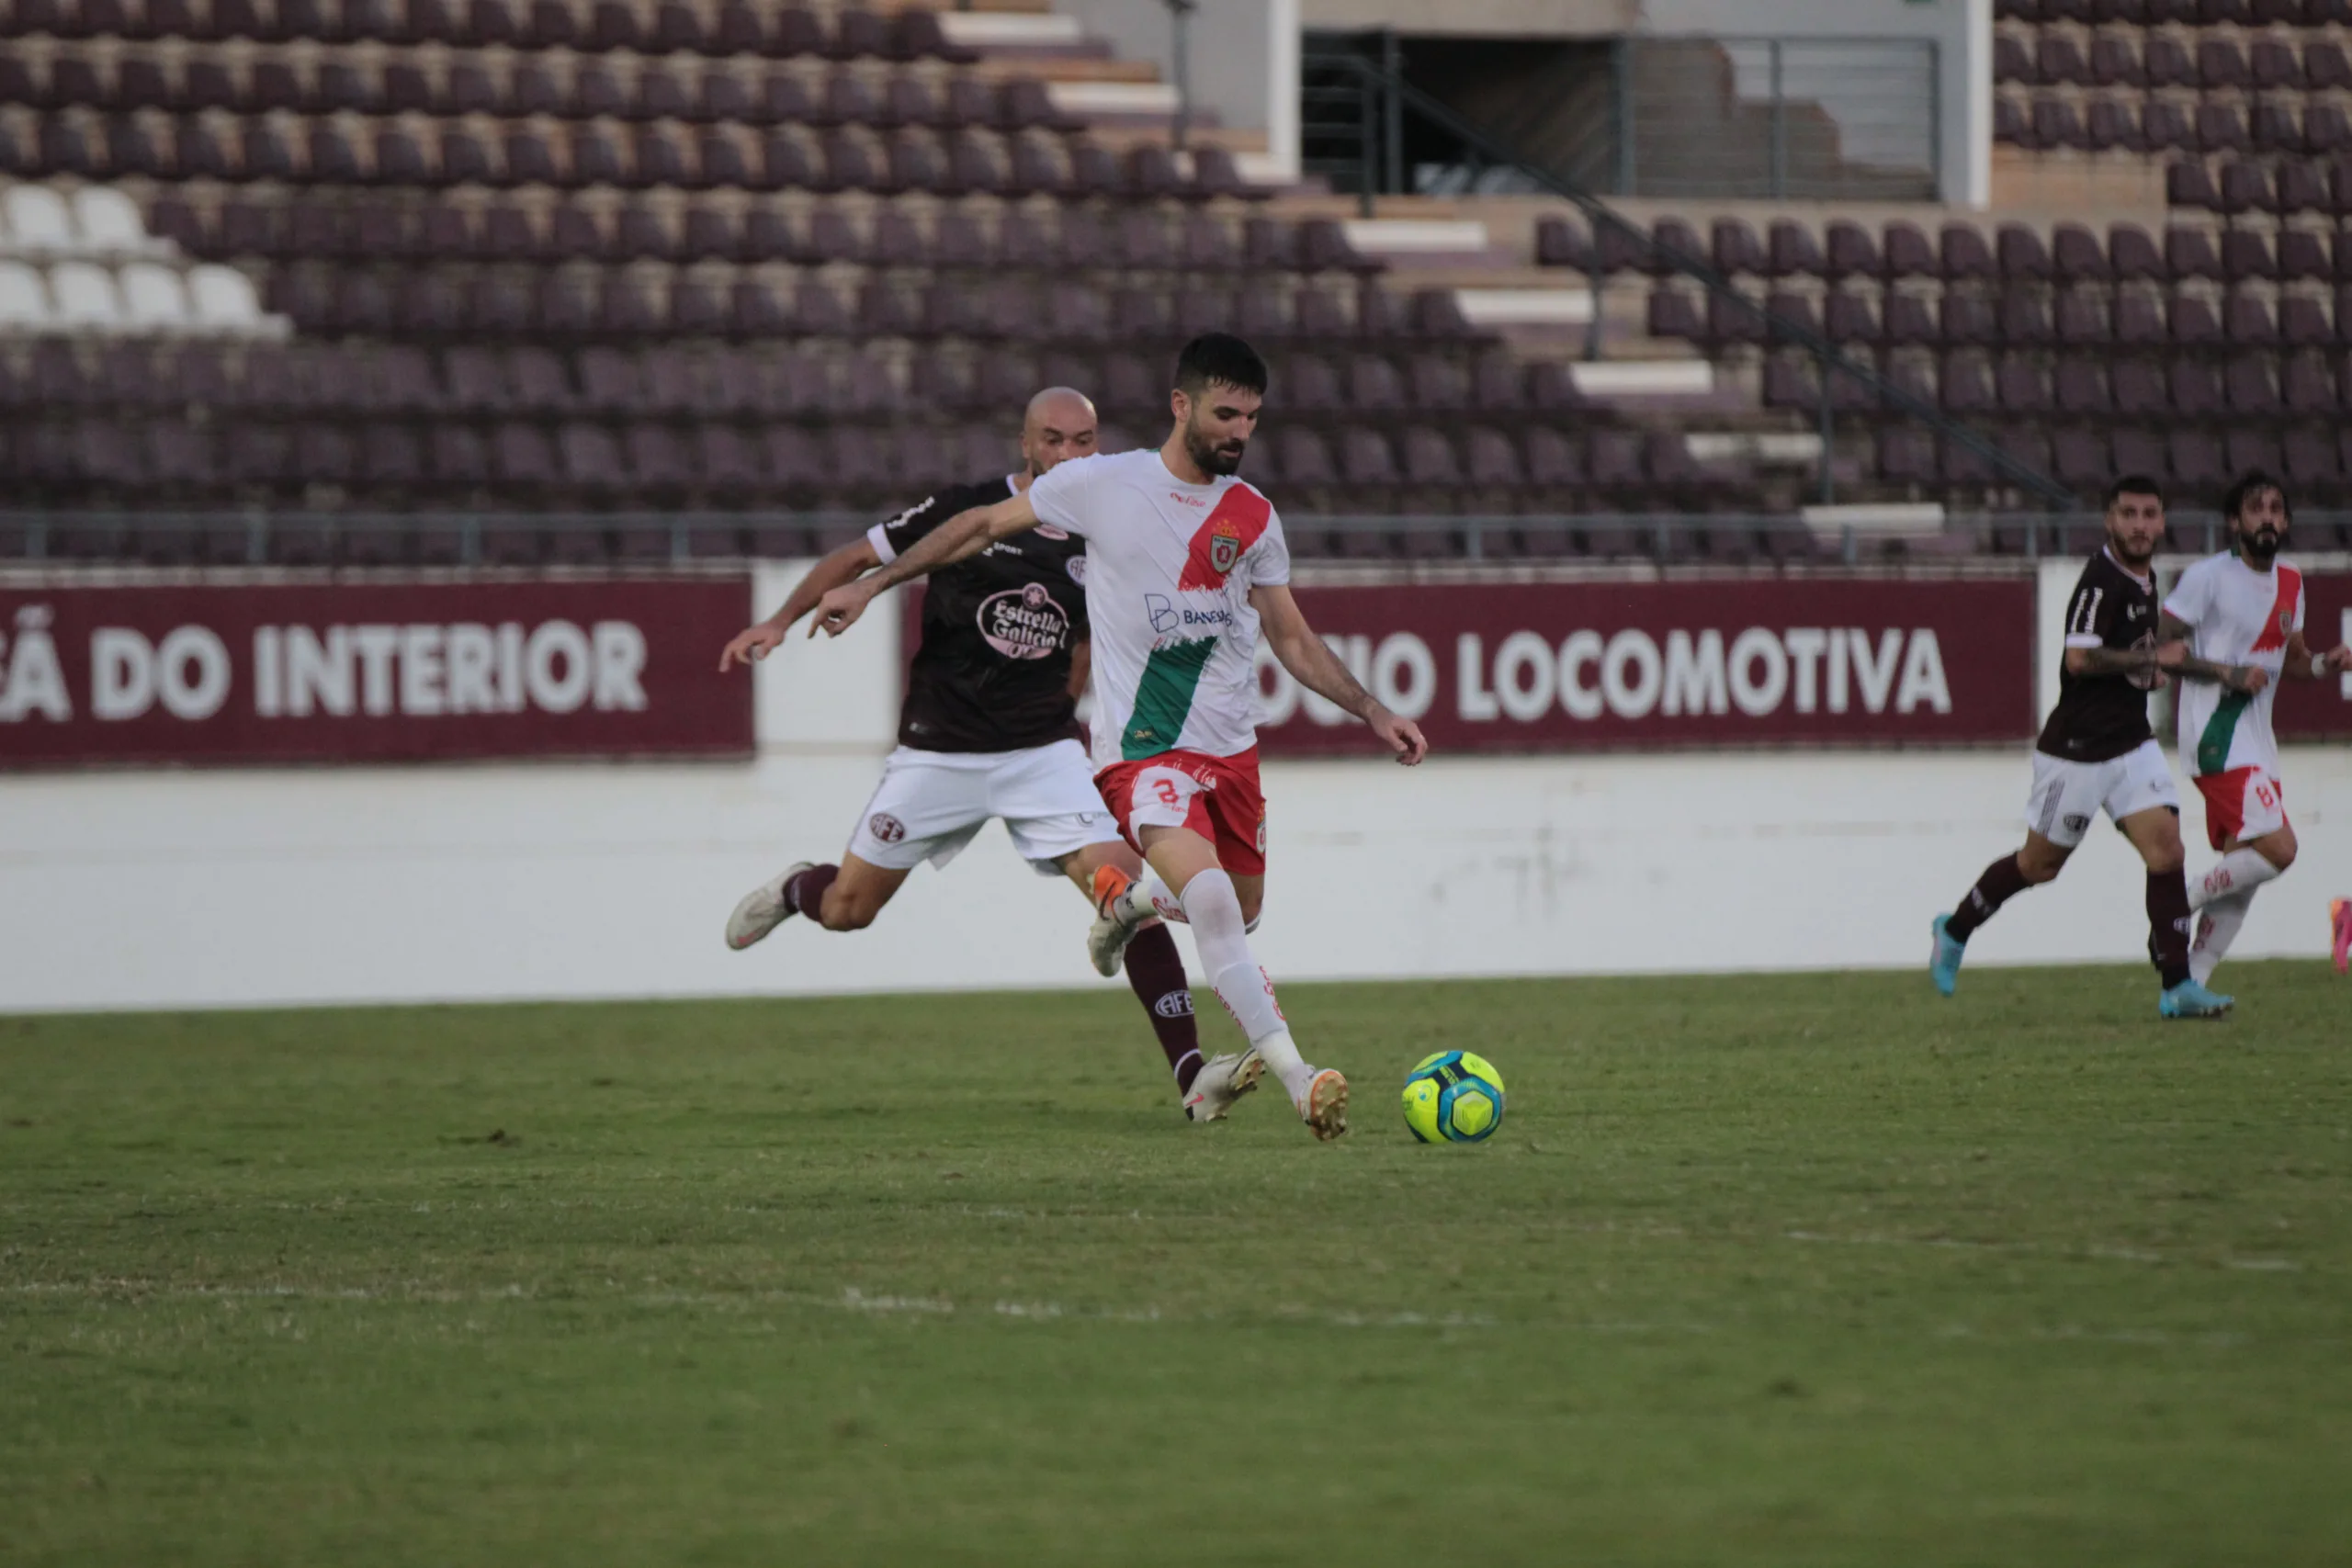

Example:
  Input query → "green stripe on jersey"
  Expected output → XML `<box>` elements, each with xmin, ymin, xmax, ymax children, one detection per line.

<box><xmin>2196</xmin><ymin>690</ymin><xmax>2250</xmax><ymax>776</ymax></box>
<box><xmin>1121</xmin><ymin>637</ymin><xmax>1218</xmax><ymax>761</ymax></box>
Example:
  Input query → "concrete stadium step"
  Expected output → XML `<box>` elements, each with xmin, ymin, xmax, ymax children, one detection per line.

<box><xmin>1452</xmin><ymin>288</ymin><xmax>1594</xmax><ymax>328</ymax></box>
<box><xmin>1562</xmin><ymin>359</ymin><xmax>1744</xmax><ymax>412</ymax></box>
<box><xmin>934</xmin><ymin>8</ymin><xmax>1089</xmax><ymax>52</ymax></box>
<box><xmin>1340</xmin><ymin>219</ymin><xmax>1499</xmax><ymax>267</ymax></box>
<box><xmin>1045</xmin><ymin>79</ymin><xmax>1184</xmax><ymax>123</ymax></box>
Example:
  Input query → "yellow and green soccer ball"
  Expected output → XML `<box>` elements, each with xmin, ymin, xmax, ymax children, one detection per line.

<box><xmin>1400</xmin><ymin>1051</ymin><xmax>1506</xmax><ymax>1144</ymax></box>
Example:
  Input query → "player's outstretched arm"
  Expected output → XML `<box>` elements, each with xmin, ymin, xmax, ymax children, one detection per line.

<box><xmin>2281</xmin><ymin>626</ymin><xmax>2352</xmax><ymax>680</ymax></box>
<box><xmin>1250</xmin><ymin>583</ymin><xmax>1428</xmax><ymax>764</ymax></box>
<box><xmin>718</xmin><ymin>536</ymin><xmax>882</xmax><ymax>671</ymax></box>
<box><xmin>811</xmin><ymin>493</ymin><xmax>1041</xmax><ymax>638</ymax></box>
<box><xmin>2151</xmin><ymin>615</ymin><xmax>2267</xmax><ymax>692</ymax></box>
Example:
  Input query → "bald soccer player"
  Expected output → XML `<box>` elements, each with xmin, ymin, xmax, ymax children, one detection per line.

<box><xmin>718</xmin><ymin>390</ymin><xmax>1250</xmax><ymax>1122</ymax></box>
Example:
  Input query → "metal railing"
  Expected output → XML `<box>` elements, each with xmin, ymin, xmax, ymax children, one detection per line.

<box><xmin>0</xmin><ymin>511</ymin><xmax>875</xmax><ymax>569</ymax></box>
<box><xmin>5</xmin><ymin>511</ymin><xmax>2303</xmax><ymax>570</ymax></box>
<box><xmin>1294</xmin><ymin>49</ymin><xmax>2073</xmax><ymax>512</ymax></box>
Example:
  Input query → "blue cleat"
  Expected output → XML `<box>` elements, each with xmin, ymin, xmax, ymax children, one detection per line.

<box><xmin>2158</xmin><ymin>978</ymin><xmax>2234</xmax><ymax>1020</ymax></box>
<box><xmin>1928</xmin><ymin>913</ymin><xmax>1966</xmax><ymax>997</ymax></box>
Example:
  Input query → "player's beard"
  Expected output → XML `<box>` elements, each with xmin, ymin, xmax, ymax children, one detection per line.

<box><xmin>2240</xmin><ymin>523</ymin><xmax>2283</xmax><ymax>565</ymax></box>
<box><xmin>2109</xmin><ymin>527</ymin><xmax>2158</xmax><ymax>570</ymax></box>
<box><xmin>1184</xmin><ymin>418</ymin><xmax>1248</xmax><ymax>478</ymax></box>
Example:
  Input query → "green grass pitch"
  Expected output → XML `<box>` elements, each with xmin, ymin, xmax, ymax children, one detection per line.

<box><xmin>5</xmin><ymin>964</ymin><xmax>2350</xmax><ymax>1566</ymax></box>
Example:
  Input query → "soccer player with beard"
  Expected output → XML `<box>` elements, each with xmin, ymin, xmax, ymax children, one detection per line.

<box><xmin>806</xmin><ymin>334</ymin><xmax>1430</xmax><ymax>1141</ymax></box>
<box><xmin>717</xmin><ymin>389</ymin><xmax>1241</xmax><ymax>1122</ymax></box>
<box><xmin>1928</xmin><ymin>476</ymin><xmax>2233</xmax><ymax>1017</ymax></box>
<box><xmin>2158</xmin><ymin>472</ymin><xmax>2352</xmax><ymax>987</ymax></box>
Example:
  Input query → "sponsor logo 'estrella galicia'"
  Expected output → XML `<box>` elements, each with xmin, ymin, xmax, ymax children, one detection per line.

<box><xmin>977</xmin><ymin>582</ymin><xmax>1068</xmax><ymax>660</ymax></box>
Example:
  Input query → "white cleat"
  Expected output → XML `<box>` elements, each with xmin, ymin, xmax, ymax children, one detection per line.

<box><xmin>1295</xmin><ymin>1067</ymin><xmax>1350</xmax><ymax>1142</ymax></box>
<box><xmin>1087</xmin><ymin>906</ymin><xmax>1147</xmax><ymax>979</ymax></box>
<box><xmin>1182</xmin><ymin>1051</ymin><xmax>1263</xmax><ymax>1122</ymax></box>
<box><xmin>1086</xmin><ymin>864</ymin><xmax>1148</xmax><ymax>978</ymax></box>
<box><xmin>725</xmin><ymin>862</ymin><xmax>812</xmax><ymax>951</ymax></box>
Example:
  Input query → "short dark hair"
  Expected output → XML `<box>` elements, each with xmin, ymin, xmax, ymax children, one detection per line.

<box><xmin>1172</xmin><ymin>333</ymin><xmax>1268</xmax><ymax>399</ymax></box>
<box><xmin>2103</xmin><ymin>474</ymin><xmax>2163</xmax><ymax>510</ymax></box>
<box><xmin>2222</xmin><ymin>468</ymin><xmax>2290</xmax><ymax>525</ymax></box>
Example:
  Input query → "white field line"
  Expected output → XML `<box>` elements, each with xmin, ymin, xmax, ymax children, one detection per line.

<box><xmin>7</xmin><ymin>1280</ymin><xmax>2332</xmax><ymax>1348</ymax></box>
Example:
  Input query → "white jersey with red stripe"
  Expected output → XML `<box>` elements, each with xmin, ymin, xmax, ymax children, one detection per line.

<box><xmin>2163</xmin><ymin>551</ymin><xmax>2304</xmax><ymax>777</ymax></box>
<box><xmin>1024</xmin><ymin>447</ymin><xmax>1293</xmax><ymax>773</ymax></box>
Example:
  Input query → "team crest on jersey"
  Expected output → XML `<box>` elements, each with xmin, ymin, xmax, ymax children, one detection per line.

<box><xmin>1066</xmin><ymin>556</ymin><xmax>1087</xmax><ymax>585</ymax></box>
<box><xmin>1177</xmin><ymin>486</ymin><xmax>1272</xmax><ymax>590</ymax></box>
<box><xmin>2251</xmin><ymin>567</ymin><xmax>2301</xmax><ymax>654</ymax></box>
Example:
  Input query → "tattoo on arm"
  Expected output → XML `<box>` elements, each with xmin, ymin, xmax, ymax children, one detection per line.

<box><xmin>2168</xmin><ymin>652</ymin><xmax>2257</xmax><ymax>688</ymax></box>
<box><xmin>2068</xmin><ymin>645</ymin><xmax>2156</xmax><ymax>677</ymax></box>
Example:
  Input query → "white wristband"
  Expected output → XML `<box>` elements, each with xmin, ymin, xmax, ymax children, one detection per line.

<box><xmin>2314</xmin><ymin>653</ymin><xmax>2329</xmax><ymax>680</ymax></box>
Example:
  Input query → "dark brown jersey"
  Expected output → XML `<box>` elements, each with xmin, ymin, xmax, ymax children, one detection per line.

<box><xmin>2035</xmin><ymin>547</ymin><xmax>2161</xmax><ymax>762</ymax></box>
<box><xmin>868</xmin><ymin>477</ymin><xmax>1091</xmax><ymax>754</ymax></box>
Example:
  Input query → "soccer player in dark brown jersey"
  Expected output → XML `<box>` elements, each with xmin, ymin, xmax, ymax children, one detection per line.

<box><xmin>715</xmin><ymin>389</ymin><xmax>1257</xmax><ymax>1122</ymax></box>
<box><xmin>1928</xmin><ymin>476</ymin><xmax>2235</xmax><ymax>1018</ymax></box>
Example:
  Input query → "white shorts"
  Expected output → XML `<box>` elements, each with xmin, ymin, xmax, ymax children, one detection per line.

<box><xmin>846</xmin><ymin>739</ymin><xmax>1118</xmax><ymax>876</ymax></box>
<box><xmin>2026</xmin><ymin>739</ymin><xmax>2180</xmax><ymax>849</ymax></box>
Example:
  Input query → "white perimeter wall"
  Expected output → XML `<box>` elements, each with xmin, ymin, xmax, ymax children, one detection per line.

<box><xmin>3</xmin><ymin>559</ymin><xmax>2346</xmax><ymax>1014</ymax></box>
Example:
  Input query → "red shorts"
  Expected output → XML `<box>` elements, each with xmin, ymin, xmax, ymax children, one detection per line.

<box><xmin>2192</xmin><ymin>766</ymin><xmax>2287</xmax><ymax>851</ymax></box>
<box><xmin>1094</xmin><ymin>747</ymin><xmax>1267</xmax><ymax>876</ymax></box>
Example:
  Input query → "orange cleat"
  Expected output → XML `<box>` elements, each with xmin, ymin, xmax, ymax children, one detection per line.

<box><xmin>1087</xmin><ymin>863</ymin><xmax>1141</xmax><ymax>978</ymax></box>
<box><xmin>1090</xmin><ymin>862</ymin><xmax>1132</xmax><ymax>919</ymax></box>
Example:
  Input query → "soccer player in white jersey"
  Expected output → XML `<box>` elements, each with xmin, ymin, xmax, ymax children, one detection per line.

<box><xmin>717</xmin><ymin>389</ymin><xmax>1247</xmax><ymax>1123</ymax></box>
<box><xmin>808</xmin><ymin>334</ymin><xmax>1430</xmax><ymax>1141</ymax></box>
<box><xmin>2160</xmin><ymin>472</ymin><xmax>2352</xmax><ymax>986</ymax></box>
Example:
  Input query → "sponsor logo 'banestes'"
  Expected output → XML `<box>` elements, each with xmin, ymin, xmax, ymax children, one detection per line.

<box><xmin>1177</xmin><ymin>487</ymin><xmax>1271</xmax><ymax>590</ymax></box>
<box><xmin>1145</xmin><ymin>594</ymin><xmax>1232</xmax><ymax>637</ymax></box>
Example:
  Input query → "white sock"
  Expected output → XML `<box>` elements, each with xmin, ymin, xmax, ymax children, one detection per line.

<box><xmin>2192</xmin><ymin>848</ymin><xmax>2281</xmax><ymax>910</ymax></box>
<box><xmin>1180</xmin><ymin>868</ymin><xmax>1315</xmax><ymax>1100</ymax></box>
<box><xmin>1118</xmin><ymin>874</ymin><xmax>1187</xmax><ymax>927</ymax></box>
<box><xmin>2189</xmin><ymin>889</ymin><xmax>2255</xmax><ymax>985</ymax></box>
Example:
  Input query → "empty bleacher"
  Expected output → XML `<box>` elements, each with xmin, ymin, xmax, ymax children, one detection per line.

<box><xmin>3</xmin><ymin>0</ymin><xmax>2347</xmax><ymax>564</ymax></box>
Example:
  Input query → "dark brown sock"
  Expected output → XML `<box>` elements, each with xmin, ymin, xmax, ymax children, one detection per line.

<box><xmin>784</xmin><ymin>863</ymin><xmax>840</xmax><ymax>919</ymax></box>
<box><xmin>1121</xmin><ymin>922</ymin><xmax>1203</xmax><ymax>1091</ymax></box>
<box><xmin>2147</xmin><ymin>870</ymin><xmax>2192</xmax><ymax>989</ymax></box>
<box><xmin>1945</xmin><ymin>853</ymin><xmax>2031</xmax><ymax>942</ymax></box>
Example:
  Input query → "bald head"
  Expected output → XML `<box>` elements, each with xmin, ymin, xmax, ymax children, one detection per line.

<box><xmin>1020</xmin><ymin>387</ymin><xmax>1100</xmax><ymax>479</ymax></box>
